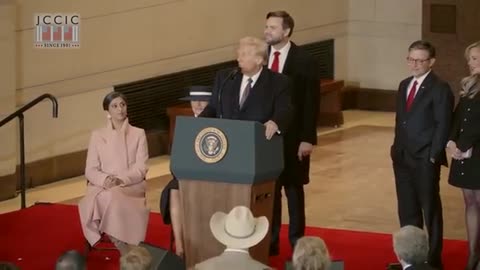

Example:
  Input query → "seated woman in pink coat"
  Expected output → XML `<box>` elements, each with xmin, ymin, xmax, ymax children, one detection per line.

<box><xmin>78</xmin><ymin>91</ymin><xmax>150</xmax><ymax>255</ymax></box>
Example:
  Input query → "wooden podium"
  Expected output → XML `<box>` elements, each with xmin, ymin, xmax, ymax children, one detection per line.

<box><xmin>170</xmin><ymin>116</ymin><xmax>284</xmax><ymax>268</ymax></box>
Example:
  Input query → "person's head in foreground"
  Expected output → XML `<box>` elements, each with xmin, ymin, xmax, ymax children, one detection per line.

<box><xmin>393</xmin><ymin>225</ymin><xmax>429</xmax><ymax>266</ymax></box>
<box><xmin>55</xmin><ymin>250</ymin><xmax>86</xmax><ymax>270</ymax></box>
<box><xmin>292</xmin><ymin>236</ymin><xmax>331</xmax><ymax>270</ymax></box>
<box><xmin>210</xmin><ymin>205</ymin><xmax>269</xmax><ymax>250</ymax></box>
<box><xmin>120</xmin><ymin>245</ymin><xmax>152</xmax><ymax>270</ymax></box>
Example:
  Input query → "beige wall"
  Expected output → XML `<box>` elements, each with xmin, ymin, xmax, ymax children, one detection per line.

<box><xmin>341</xmin><ymin>0</ymin><xmax>422</xmax><ymax>90</ymax></box>
<box><xmin>0</xmin><ymin>0</ymin><xmax>421</xmax><ymax>179</ymax></box>
<box><xmin>0</xmin><ymin>0</ymin><xmax>16</xmax><ymax>176</ymax></box>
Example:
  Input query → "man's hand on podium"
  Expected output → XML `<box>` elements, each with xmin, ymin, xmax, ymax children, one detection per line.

<box><xmin>264</xmin><ymin>120</ymin><xmax>279</xmax><ymax>140</ymax></box>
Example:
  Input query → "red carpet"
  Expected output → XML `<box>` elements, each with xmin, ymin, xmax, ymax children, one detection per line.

<box><xmin>0</xmin><ymin>203</ymin><xmax>467</xmax><ymax>269</ymax></box>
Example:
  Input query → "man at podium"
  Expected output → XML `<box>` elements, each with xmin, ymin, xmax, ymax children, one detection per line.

<box><xmin>199</xmin><ymin>36</ymin><xmax>293</xmax><ymax>139</ymax></box>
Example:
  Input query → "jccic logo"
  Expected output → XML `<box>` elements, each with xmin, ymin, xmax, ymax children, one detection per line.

<box><xmin>34</xmin><ymin>14</ymin><xmax>80</xmax><ymax>48</ymax></box>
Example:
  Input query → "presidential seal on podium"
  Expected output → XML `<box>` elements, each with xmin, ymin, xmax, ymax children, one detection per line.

<box><xmin>194</xmin><ymin>127</ymin><xmax>228</xmax><ymax>163</ymax></box>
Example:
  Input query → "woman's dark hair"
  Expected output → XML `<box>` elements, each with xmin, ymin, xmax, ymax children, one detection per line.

<box><xmin>102</xmin><ymin>91</ymin><xmax>127</xmax><ymax>111</ymax></box>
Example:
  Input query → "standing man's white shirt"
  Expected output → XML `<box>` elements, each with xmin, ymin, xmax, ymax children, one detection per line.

<box><xmin>239</xmin><ymin>67</ymin><xmax>262</xmax><ymax>105</ymax></box>
<box><xmin>407</xmin><ymin>70</ymin><xmax>431</xmax><ymax>98</ymax></box>
<box><xmin>268</xmin><ymin>41</ymin><xmax>291</xmax><ymax>73</ymax></box>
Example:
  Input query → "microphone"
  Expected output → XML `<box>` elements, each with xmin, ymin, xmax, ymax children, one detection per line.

<box><xmin>218</xmin><ymin>68</ymin><xmax>239</xmax><ymax>118</ymax></box>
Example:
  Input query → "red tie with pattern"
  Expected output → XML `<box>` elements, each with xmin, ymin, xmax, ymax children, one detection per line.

<box><xmin>270</xmin><ymin>51</ymin><xmax>280</xmax><ymax>73</ymax></box>
<box><xmin>406</xmin><ymin>80</ymin><xmax>418</xmax><ymax>112</ymax></box>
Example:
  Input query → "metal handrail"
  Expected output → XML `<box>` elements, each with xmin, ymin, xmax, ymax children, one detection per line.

<box><xmin>0</xmin><ymin>93</ymin><xmax>58</xmax><ymax>209</ymax></box>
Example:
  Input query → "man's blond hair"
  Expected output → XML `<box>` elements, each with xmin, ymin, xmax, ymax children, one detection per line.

<box><xmin>238</xmin><ymin>36</ymin><xmax>268</xmax><ymax>64</ymax></box>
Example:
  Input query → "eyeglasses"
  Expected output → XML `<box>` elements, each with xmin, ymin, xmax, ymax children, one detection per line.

<box><xmin>406</xmin><ymin>57</ymin><xmax>430</xmax><ymax>64</ymax></box>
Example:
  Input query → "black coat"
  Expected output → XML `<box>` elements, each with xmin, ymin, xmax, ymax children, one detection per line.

<box><xmin>448</xmin><ymin>93</ymin><xmax>480</xmax><ymax>189</ymax></box>
<box><xmin>200</xmin><ymin>67</ymin><xmax>293</xmax><ymax>134</ymax></box>
<box><xmin>391</xmin><ymin>72</ymin><xmax>454</xmax><ymax>167</ymax></box>
<box><xmin>269</xmin><ymin>43</ymin><xmax>320</xmax><ymax>185</ymax></box>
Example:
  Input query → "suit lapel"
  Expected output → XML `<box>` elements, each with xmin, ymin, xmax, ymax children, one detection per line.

<box><xmin>399</xmin><ymin>77</ymin><xmax>410</xmax><ymax>115</ymax></box>
<box><xmin>231</xmin><ymin>74</ymin><xmax>242</xmax><ymax>110</ymax></box>
<box><xmin>282</xmin><ymin>42</ymin><xmax>296</xmax><ymax>75</ymax></box>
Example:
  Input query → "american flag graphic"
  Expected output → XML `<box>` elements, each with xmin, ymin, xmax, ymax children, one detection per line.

<box><xmin>41</xmin><ymin>25</ymin><xmax>51</xmax><ymax>41</ymax></box>
<box><xmin>36</xmin><ymin>25</ymin><xmax>79</xmax><ymax>42</ymax></box>
<box><xmin>52</xmin><ymin>26</ymin><xmax>62</xmax><ymax>41</ymax></box>
<box><xmin>63</xmin><ymin>25</ymin><xmax>73</xmax><ymax>41</ymax></box>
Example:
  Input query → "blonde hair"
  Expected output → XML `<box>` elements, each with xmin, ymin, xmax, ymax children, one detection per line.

<box><xmin>464</xmin><ymin>41</ymin><xmax>480</xmax><ymax>60</ymax></box>
<box><xmin>460</xmin><ymin>41</ymin><xmax>480</xmax><ymax>98</ymax></box>
<box><xmin>120</xmin><ymin>246</ymin><xmax>152</xmax><ymax>270</ymax></box>
<box><xmin>238</xmin><ymin>36</ymin><xmax>268</xmax><ymax>64</ymax></box>
<box><xmin>292</xmin><ymin>237</ymin><xmax>331</xmax><ymax>270</ymax></box>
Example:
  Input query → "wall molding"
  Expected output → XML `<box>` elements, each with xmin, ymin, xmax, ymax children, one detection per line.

<box><xmin>0</xmin><ymin>130</ymin><xmax>169</xmax><ymax>201</ymax></box>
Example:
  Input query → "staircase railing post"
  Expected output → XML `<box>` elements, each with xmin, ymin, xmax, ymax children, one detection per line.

<box><xmin>19</xmin><ymin>113</ymin><xmax>26</xmax><ymax>209</ymax></box>
<box><xmin>0</xmin><ymin>94</ymin><xmax>58</xmax><ymax>209</ymax></box>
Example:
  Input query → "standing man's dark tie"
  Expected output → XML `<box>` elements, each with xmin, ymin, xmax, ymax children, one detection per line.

<box><xmin>240</xmin><ymin>78</ymin><xmax>253</xmax><ymax>108</ymax></box>
<box><xmin>406</xmin><ymin>80</ymin><xmax>418</xmax><ymax>111</ymax></box>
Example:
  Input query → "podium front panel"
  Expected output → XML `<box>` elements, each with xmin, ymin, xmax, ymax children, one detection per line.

<box><xmin>171</xmin><ymin>116</ymin><xmax>283</xmax><ymax>184</ymax></box>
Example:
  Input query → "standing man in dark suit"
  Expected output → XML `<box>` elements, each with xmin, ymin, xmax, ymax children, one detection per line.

<box><xmin>263</xmin><ymin>11</ymin><xmax>320</xmax><ymax>255</ymax></box>
<box><xmin>391</xmin><ymin>40</ymin><xmax>454</xmax><ymax>269</ymax></box>
<box><xmin>200</xmin><ymin>36</ymin><xmax>293</xmax><ymax>140</ymax></box>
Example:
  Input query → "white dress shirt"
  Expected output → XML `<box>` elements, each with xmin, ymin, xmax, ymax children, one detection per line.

<box><xmin>407</xmin><ymin>70</ymin><xmax>431</xmax><ymax>98</ymax></box>
<box><xmin>268</xmin><ymin>41</ymin><xmax>291</xmax><ymax>73</ymax></box>
<box><xmin>239</xmin><ymin>67</ymin><xmax>262</xmax><ymax>105</ymax></box>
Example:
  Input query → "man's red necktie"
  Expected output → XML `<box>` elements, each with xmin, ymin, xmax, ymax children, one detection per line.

<box><xmin>406</xmin><ymin>80</ymin><xmax>418</xmax><ymax>112</ymax></box>
<box><xmin>270</xmin><ymin>51</ymin><xmax>280</xmax><ymax>73</ymax></box>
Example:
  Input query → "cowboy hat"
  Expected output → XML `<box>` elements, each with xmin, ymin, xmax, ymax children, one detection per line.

<box><xmin>179</xmin><ymin>85</ymin><xmax>212</xmax><ymax>101</ymax></box>
<box><xmin>209</xmin><ymin>206</ymin><xmax>269</xmax><ymax>249</ymax></box>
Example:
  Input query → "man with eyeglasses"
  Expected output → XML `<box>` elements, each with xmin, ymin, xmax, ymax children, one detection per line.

<box><xmin>390</xmin><ymin>40</ymin><xmax>454</xmax><ymax>270</ymax></box>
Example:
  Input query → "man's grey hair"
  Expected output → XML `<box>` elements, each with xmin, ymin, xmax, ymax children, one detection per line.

<box><xmin>55</xmin><ymin>250</ymin><xmax>86</xmax><ymax>270</ymax></box>
<box><xmin>393</xmin><ymin>225</ymin><xmax>429</xmax><ymax>264</ymax></box>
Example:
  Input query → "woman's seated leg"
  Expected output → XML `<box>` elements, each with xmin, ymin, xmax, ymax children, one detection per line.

<box><xmin>96</xmin><ymin>187</ymin><xmax>149</xmax><ymax>247</ymax></box>
<box><xmin>170</xmin><ymin>189</ymin><xmax>184</xmax><ymax>257</ymax></box>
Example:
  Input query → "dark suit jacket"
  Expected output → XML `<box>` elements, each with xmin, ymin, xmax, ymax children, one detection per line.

<box><xmin>448</xmin><ymin>93</ymin><xmax>480</xmax><ymax>187</ymax></box>
<box><xmin>200</xmin><ymin>67</ymin><xmax>293</xmax><ymax>133</ymax></box>
<box><xmin>449</xmin><ymin>94</ymin><xmax>480</xmax><ymax>151</ymax></box>
<box><xmin>391</xmin><ymin>71</ymin><xmax>454</xmax><ymax>166</ymax></box>
<box><xmin>268</xmin><ymin>42</ymin><xmax>320</xmax><ymax>184</ymax></box>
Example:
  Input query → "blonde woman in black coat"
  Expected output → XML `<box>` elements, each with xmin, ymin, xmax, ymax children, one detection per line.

<box><xmin>447</xmin><ymin>40</ymin><xmax>480</xmax><ymax>270</ymax></box>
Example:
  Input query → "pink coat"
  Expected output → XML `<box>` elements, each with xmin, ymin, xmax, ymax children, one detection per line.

<box><xmin>78</xmin><ymin>119</ymin><xmax>150</xmax><ymax>245</ymax></box>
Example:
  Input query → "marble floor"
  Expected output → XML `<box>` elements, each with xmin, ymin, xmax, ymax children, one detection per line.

<box><xmin>0</xmin><ymin>110</ymin><xmax>467</xmax><ymax>240</ymax></box>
